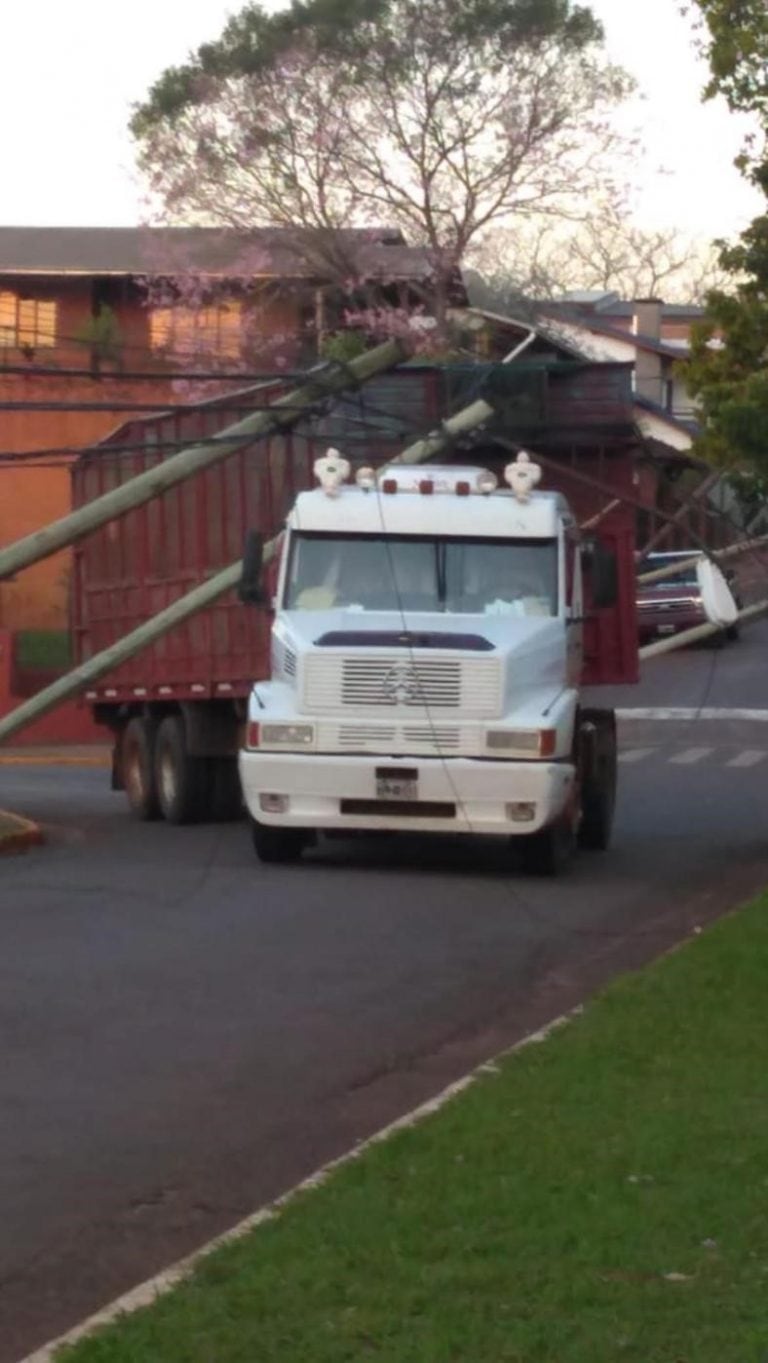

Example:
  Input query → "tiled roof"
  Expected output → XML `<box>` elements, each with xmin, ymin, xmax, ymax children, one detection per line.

<box><xmin>539</xmin><ymin>308</ymin><xmax>688</xmax><ymax>360</ymax></box>
<box><xmin>0</xmin><ymin>225</ymin><xmax>439</xmax><ymax>281</ymax></box>
<box><xmin>634</xmin><ymin>393</ymin><xmax>699</xmax><ymax>435</ymax></box>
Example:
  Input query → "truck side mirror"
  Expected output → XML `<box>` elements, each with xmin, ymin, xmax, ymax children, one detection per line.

<box><xmin>583</xmin><ymin>537</ymin><xmax>618</xmax><ymax>610</ymax></box>
<box><xmin>238</xmin><ymin>530</ymin><xmax>267</xmax><ymax>605</ymax></box>
<box><xmin>696</xmin><ymin>557</ymin><xmax>738</xmax><ymax>627</ymax></box>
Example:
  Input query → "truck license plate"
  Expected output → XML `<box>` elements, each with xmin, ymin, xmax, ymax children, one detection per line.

<box><xmin>376</xmin><ymin>767</ymin><xmax>418</xmax><ymax>800</ymax></box>
<box><xmin>658</xmin><ymin>624</ymin><xmax>676</xmax><ymax>635</ymax></box>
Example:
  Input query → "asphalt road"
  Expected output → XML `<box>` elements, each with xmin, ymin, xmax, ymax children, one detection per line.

<box><xmin>3</xmin><ymin>624</ymin><xmax>768</xmax><ymax>1359</ymax></box>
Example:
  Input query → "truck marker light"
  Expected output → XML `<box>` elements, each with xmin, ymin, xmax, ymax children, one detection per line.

<box><xmin>314</xmin><ymin>449</ymin><xmax>351</xmax><ymax>496</ymax></box>
<box><xmin>476</xmin><ymin>470</ymin><xmax>498</xmax><ymax>494</ymax></box>
<box><xmin>419</xmin><ymin>479</ymin><xmax>434</xmax><ymax>495</ymax></box>
<box><xmin>382</xmin><ymin>478</ymin><xmax>398</xmax><ymax>494</ymax></box>
<box><xmin>246</xmin><ymin>722</ymin><xmax>260</xmax><ymax>748</ymax></box>
<box><xmin>504</xmin><ymin>450</ymin><xmax>542</xmax><ymax>503</ymax></box>
<box><xmin>456</xmin><ymin>481</ymin><xmax>471</xmax><ymax>496</ymax></box>
<box><xmin>506</xmin><ymin>802</ymin><xmax>536</xmax><ymax>823</ymax></box>
<box><xmin>260</xmin><ymin>793</ymin><xmax>289</xmax><ymax>813</ymax></box>
<box><xmin>538</xmin><ymin>729</ymin><xmax>557</xmax><ymax>758</ymax></box>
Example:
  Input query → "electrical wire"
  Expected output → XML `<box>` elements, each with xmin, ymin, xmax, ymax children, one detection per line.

<box><xmin>0</xmin><ymin>358</ymin><xmax>315</xmax><ymax>383</ymax></box>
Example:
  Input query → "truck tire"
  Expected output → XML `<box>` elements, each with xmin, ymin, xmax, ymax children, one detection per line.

<box><xmin>210</xmin><ymin>757</ymin><xmax>244</xmax><ymax>822</ymax></box>
<box><xmin>154</xmin><ymin>715</ymin><xmax>207</xmax><ymax>825</ymax></box>
<box><xmin>122</xmin><ymin>717</ymin><xmax>159</xmax><ymax>821</ymax></box>
<box><xmin>578</xmin><ymin>709</ymin><xmax>617</xmax><ymax>851</ymax></box>
<box><xmin>250</xmin><ymin>817</ymin><xmax>307</xmax><ymax>864</ymax></box>
<box><xmin>519</xmin><ymin>817</ymin><xmax>575</xmax><ymax>877</ymax></box>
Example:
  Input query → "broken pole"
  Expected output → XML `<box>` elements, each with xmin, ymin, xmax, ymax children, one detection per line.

<box><xmin>0</xmin><ymin>338</ymin><xmax>407</xmax><ymax>583</ymax></box>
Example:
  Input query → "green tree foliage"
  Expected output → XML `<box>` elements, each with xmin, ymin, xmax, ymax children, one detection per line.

<box><xmin>132</xmin><ymin>0</ymin><xmax>603</xmax><ymax>135</ymax></box>
<box><xmin>685</xmin><ymin>0</ymin><xmax>768</xmax><ymax>467</ymax></box>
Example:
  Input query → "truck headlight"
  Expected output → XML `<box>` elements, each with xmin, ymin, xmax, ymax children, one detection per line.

<box><xmin>486</xmin><ymin>729</ymin><xmax>556</xmax><ymax>757</ymax></box>
<box><xmin>260</xmin><ymin>723</ymin><xmax>315</xmax><ymax>748</ymax></box>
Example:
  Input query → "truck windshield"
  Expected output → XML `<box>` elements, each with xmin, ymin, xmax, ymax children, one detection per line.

<box><xmin>285</xmin><ymin>534</ymin><xmax>558</xmax><ymax>616</ymax></box>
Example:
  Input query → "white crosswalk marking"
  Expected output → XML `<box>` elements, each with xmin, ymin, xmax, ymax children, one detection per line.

<box><xmin>618</xmin><ymin>748</ymin><xmax>655</xmax><ymax>765</ymax></box>
<box><xmin>726</xmin><ymin>750</ymin><xmax>768</xmax><ymax>768</ymax></box>
<box><xmin>669</xmin><ymin>747</ymin><xmax>714</xmax><ymax>765</ymax></box>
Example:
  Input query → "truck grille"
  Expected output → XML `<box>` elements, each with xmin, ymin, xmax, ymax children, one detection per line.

<box><xmin>318</xmin><ymin>722</ymin><xmax>465</xmax><ymax>755</ymax></box>
<box><xmin>637</xmin><ymin>597</ymin><xmax>697</xmax><ymax>613</ymax></box>
<box><xmin>305</xmin><ymin>654</ymin><xmax>501</xmax><ymax>717</ymax></box>
<box><xmin>338</xmin><ymin>724</ymin><xmax>397</xmax><ymax>747</ymax></box>
<box><xmin>342</xmin><ymin>658</ymin><xmax>460</xmax><ymax>707</ymax></box>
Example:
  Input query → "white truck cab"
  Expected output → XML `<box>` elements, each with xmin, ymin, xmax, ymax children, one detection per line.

<box><xmin>238</xmin><ymin>453</ymin><xmax>618</xmax><ymax>874</ymax></box>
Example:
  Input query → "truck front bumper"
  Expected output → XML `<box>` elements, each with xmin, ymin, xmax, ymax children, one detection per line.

<box><xmin>238</xmin><ymin>751</ymin><xmax>576</xmax><ymax>837</ymax></box>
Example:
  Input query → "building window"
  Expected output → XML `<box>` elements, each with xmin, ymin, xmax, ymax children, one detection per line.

<box><xmin>0</xmin><ymin>291</ymin><xmax>57</xmax><ymax>347</ymax></box>
<box><xmin>150</xmin><ymin>300</ymin><xmax>243</xmax><ymax>359</ymax></box>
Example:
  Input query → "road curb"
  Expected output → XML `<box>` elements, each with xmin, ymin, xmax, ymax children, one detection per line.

<box><xmin>0</xmin><ymin>810</ymin><xmax>44</xmax><ymax>856</ymax></box>
<box><xmin>0</xmin><ymin>752</ymin><xmax>111</xmax><ymax>768</ymax></box>
<box><xmin>16</xmin><ymin>1008</ymin><xmax>579</xmax><ymax>1363</ymax></box>
<box><xmin>617</xmin><ymin>707</ymin><xmax>768</xmax><ymax>722</ymax></box>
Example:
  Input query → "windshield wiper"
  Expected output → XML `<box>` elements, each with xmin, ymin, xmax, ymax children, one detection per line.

<box><xmin>436</xmin><ymin>542</ymin><xmax>446</xmax><ymax>606</ymax></box>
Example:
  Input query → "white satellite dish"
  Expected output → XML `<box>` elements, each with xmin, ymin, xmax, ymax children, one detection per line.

<box><xmin>696</xmin><ymin>556</ymin><xmax>738</xmax><ymax>627</ymax></box>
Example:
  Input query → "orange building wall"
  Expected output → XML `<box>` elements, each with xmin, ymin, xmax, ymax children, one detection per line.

<box><xmin>0</xmin><ymin>274</ymin><xmax>170</xmax><ymax>630</ymax></box>
<box><xmin>0</xmin><ymin>278</ymin><xmax>303</xmax><ymax>632</ymax></box>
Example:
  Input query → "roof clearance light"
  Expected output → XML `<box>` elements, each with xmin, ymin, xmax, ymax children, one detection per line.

<box><xmin>419</xmin><ymin>478</ymin><xmax>434</xmax><ymax>495</ymax></box>
<box><xmin>313</xmin><ymin>448</ymin><xmax>351</xmax><ymax>497</ymax></box>
<box><xmin>355</xmin><ymin>467</ymin><xmax>377</xmax><ymax>492</ymax></box>
<box><xmin>382</xmin><ymin>478</ymin><xmax>398</xmax><ymax>495</ymax></box>
<box><xmin>504</xmin><ymin>450</ymin><xmax>542</xmax><ymax>503</ymax></box>
<box><xmin>476</xmin><ymin>470</ymin><xmax>498</xmax><ymax>495</ymax></box>
<box><xmin>456</xmin><ymin>480</ymin><xmax>471</xmax><ymax>496</ymax></box>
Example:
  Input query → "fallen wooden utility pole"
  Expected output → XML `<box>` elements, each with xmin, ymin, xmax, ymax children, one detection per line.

<box><xmin>639</xmin><ymin>598</ymin><xmax>768</xmax><ymax>659</ymax></box>
<box><xmin>0</xmin><ymin>559</ymin><xmax>251</xmax><ymax>744</ymax></box>
<box><xmin>636</xmin><ymin>533</ymin><xmax>768</xmax><ymax>586</ymax></box>
<box><xmin>0</xmin><ymin>338</ymin><xmax>406</xmax><ymax>583</ymax></box>
<box><xmin>0</xmin><ymin>375</ymin><xmax>502</xmax><ymax>745</ymax></box>
<box><xmin>638</xmin><ymin>469</ymin><xmax>721</xmax><ymax>558</ymax></box>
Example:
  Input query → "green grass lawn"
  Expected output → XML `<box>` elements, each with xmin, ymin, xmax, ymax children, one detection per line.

<box><xmin>62</xmin><ymin>898</ymin><xmax>768</xmax><ymax>1363</ymax></box>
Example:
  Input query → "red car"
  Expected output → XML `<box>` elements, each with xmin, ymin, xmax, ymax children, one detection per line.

<box><xmin>637</xmin><ymin>550</ymin><xmax>740</xmax><ymax>643</ymax></box>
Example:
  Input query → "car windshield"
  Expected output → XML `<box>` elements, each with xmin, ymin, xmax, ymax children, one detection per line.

<box><xmin>646</xmin><ymin>556</ymin><xmax>699</xmax><ymax>590</ymax></box>
<box><xmin>285</xmin><ymin>533</ymin><xmax>559</xmax><ymax>616</ymax></box>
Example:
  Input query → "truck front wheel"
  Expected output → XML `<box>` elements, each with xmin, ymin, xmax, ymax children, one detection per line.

<box><xmin>519</xmin><ymin>816</ymin><xmax>575</xmax><ymax>877</ymax></box>
<box><xmin>577</xmin><ymin>709</ymin><xmax>618</xmax><ymax>851</ymax></box>
<box><xmin>250</xmin><ymin>817</ymin><xmax>308</xmax><ymax>864</ymax></box>
<box><xmin>122</xmin><ymin>717</ymin><xmax>159</xmax><ymax>821</ymax></box>
<box><xmin>154</xmin><ymin>715</ymin><xmax>207</xmax><ymax>825</ymax></box>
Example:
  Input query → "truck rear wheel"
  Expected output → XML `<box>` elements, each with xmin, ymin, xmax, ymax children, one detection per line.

<box><xmin>250</xmin><ymin>817</ymin><xmax>307</xmax><ymax>864</ymax></box>
<box><xmin>122</xmin><ymin>717</ymin><xmax>159</xmax><ymax>821</ymax></box>
<box><xmin>578</xmin><ymin>709</ymin><xmax>618</xmax><ymax>851</ymax></box>
<box><xmin>154</xmin><ymin>715</ymin><xmax>207</xmax><ymax>825</ymax></box>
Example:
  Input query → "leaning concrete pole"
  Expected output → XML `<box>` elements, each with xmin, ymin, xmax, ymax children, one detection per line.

<box><xmin>0</xmin><ymin>370</ymin><xmax>510</xmax><ymax>744</ymax></box>
<box><xmin>0</xmin><ymin>338</ymin><xmax>406</xmax><ymax>582</ymax></box>
<box><xmin>0</xmin><ymin>558</ymin><xmax>257</xmax><ymax>743</ymax></box>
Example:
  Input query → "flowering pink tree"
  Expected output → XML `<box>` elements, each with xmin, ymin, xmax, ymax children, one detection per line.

<box><xmin>132</xmin><ymin>0</ymin><xmax>633</xmax><ymax>358</ymax></box>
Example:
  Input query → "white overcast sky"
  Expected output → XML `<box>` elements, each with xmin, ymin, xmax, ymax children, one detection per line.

<box><xmin>0</xmin><ymin>0</ymin><xmax>761</xmax><ymax>238</ymax></box>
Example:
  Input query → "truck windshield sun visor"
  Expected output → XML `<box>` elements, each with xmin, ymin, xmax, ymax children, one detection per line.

<box><xmin>313</xmin><ymin>630</ymin><xmax>496</xmax><ymax>651</ymax></box>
